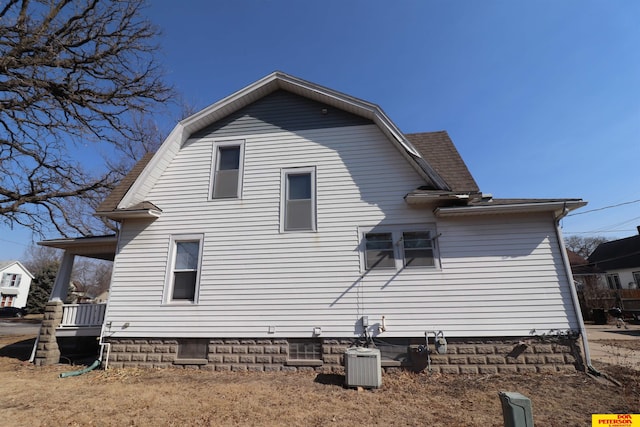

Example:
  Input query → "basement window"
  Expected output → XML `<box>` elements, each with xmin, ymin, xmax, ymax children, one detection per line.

<box><xmin>287</xmin><ymin>339</ymin><xmax>322</xmax><ymax>366</ymax></box>
<box><xmin>175</xmin><ymin>338</ymin><xmax>208</xmax><ymax>365</ymax></box>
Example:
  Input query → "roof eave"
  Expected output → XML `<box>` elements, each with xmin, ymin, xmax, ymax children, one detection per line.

<box><xmin>38</xmin><ymin>235</ymin><xmax>118</xmax><ymax>261</ymax></box>
<box><xmin>95</xmin><ymin>209</ymin><xmax>162</xmax><ymax>221</ymax></box>
<box><xmin>405</xmin><ymin>191</ymin><xmax>482</xmax><ymax>205</ymax></box>
<box><xmin>434</xmin><ymin>200</ymin><xmax>587</xmax><ymax>217</ymax></box>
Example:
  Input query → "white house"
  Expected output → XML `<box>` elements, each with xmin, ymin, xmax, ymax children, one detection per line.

<box><xmin>0</xmin><ymin>261</ymin><xmax>33</xmax><ymax>309</ymax></box>
<box><xmin>37</xmin><ymin>72</ymin><xmax>589</xmax><ymax>373</ymax></box>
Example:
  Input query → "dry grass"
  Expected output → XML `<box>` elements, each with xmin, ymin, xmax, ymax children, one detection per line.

<box><xmin>593</xmin><ymin>339</ymin><xmax>640</xmax><ymax>352</ymax></box>
<box><xmin>0</xmin><ymin>334</ymin><xmax>638</xmax><ymax>427</ymax></box>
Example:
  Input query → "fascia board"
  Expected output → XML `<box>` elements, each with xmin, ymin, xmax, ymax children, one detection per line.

<box><xmin>434</xmin><ymin>201</ymin><xmax>587</xmax><ymax>217</ymax></box>
<box><xmin>117</xmin><ymin>124</ymin><xmax>186</xmax><ymax>209</ymax></box>
<box><xmin>38</xmin><ymin>235</ymin><xmax>118</xmax><ymax>259</ymax></box>
<box><xmin>95</xmin><ymin>209</ymin><xmax>162</xmax><ymax>220</ymax></box>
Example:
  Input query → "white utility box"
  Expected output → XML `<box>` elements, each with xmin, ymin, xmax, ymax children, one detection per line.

<box><xmin>344</xmin><ymin>347</ymin><xmax>382</xmax><ymax>388</ymax></box>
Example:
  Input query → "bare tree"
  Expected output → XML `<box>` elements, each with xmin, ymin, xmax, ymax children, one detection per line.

<box><xmin>0</xmin><ymin>0</ymin><xmax>172</xmax><ymax>236</ymax></box>
<box><xmin>22</xmin><ymin>244</ymin><xmax>61</xmax><ymax>272</ymax></box>
<box><xmin>71</xmin><ymin>256</ymin><xmax>112</xmax><ymax>297</ymax></box>
<box><xmin>565</xmin><ymin>235</ymin><xmax>609</xmax><ymax>259</ymax></box>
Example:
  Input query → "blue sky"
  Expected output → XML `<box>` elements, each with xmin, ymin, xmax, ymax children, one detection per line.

<box><xmin>2</xmin><ymin>0</ymin><xmax>639</xmax><ymax>260</ymax></box>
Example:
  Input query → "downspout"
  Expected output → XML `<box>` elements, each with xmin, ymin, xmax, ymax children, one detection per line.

<box><xmin>554</xmin><ymin>204</ymin><xmax>599</xmax><ymax>375</ymax></box>
<box><xmin>97</xmin><ymin>227</ymin><xmax>125</xmax><ymax>370</ymax></box>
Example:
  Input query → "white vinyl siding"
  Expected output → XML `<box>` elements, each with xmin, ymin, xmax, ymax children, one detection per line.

<box><xmin>106</xmin><ymin>124</ymin><xmax>579</xmax><ymax>339</ymax></box>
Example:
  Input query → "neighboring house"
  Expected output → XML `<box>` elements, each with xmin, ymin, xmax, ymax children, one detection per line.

<box><xmin>93</xmin><ymin>290</ymin><xmax>109</xmax><ymax>304</ymax></box>
<box><xmin>566</xmin><ymin>250</ymin><xmax>608</xmax><ymax>320</ymax></box>
<box><xmin>66</xmin><ymin>281</ymin><xmax>92</xmax><ymax>304</ymax></box>
<box><xmin>588</xmin><ymin>228</ymin><xmax>640</xmax><ymax>290</ymax></box>
<box><xmin>37</xmin><ymin>72</ymin><xmax>588</xmax><ymax>373</ymax></box>
<box><xmin>0</xmin><ymin>261</ymin><xmax>33</xmax><ymax>308</ymax></box>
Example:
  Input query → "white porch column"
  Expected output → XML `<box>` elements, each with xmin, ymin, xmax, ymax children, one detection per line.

<box><xmin>50</xmin><ymin>251</ymin><xmax>75</xmax><ymax>302</ymax></box>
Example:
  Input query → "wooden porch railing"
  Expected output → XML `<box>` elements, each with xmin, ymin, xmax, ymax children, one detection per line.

<box><xmin>60</xmin><ymin>303</ymin><xmax>106</xmax><ymax>328</ymax></box>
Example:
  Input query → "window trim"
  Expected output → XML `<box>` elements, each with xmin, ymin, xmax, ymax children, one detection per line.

<box><xmin>164</xmin><ymin>234</ymin><xmax>204</xmax><ymax>304</ymax></box>
<box><xmin>280</xmin><ymin>166</ymin><xmax>317</xmax><ymax>233</ymax></box>
<box><xmin>633</xmin><ymin>271</ymin><xmax>640</xmax><ymax>289</ymax></box>
<box><xmin>359</xmin><ymin>225</ymin><xmax>440</xmax><ymax>273</ymax></box>
<box><xmin>210</xmin><ymin>140</ymin><xmax>245</xmax><ymax>200</ymax></box>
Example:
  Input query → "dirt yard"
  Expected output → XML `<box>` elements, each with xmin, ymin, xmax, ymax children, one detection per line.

<box><xmin>0</xmin><ymin>334</ymin><xmax>637</xmax><ymax>427</ymax></box>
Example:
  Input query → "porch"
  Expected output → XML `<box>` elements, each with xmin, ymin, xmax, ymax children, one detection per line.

<box><xmin>56</xmin><ymin>303</ymin><xmax>107</xmax><ymax>337</ymax></box>
<box><xmin>32</xmin><ymin>234</ymin><xmax>117</xmax><ymax>365</ymax></box>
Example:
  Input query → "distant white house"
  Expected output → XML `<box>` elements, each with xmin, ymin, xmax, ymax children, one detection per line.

<box><xmin>0</xmin><ymin>261</ymin><xmax>34</xmax><ymax>308</ymax></box>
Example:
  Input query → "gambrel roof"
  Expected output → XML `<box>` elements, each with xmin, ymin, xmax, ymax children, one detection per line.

<box><xmin>95</xmin><ymin>71</ymin><xmax>585</xmax><ymax>219</ymax></box>
<box><xmin>102</xmin><ymin>72</ymin><xmax>460</xmax><ymax>214</ymax></box>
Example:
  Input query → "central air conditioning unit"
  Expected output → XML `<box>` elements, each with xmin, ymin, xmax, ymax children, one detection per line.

<box><xmin>344</xmin><ymin>347</ymin><xmax>382</xmax><ymax>388</ymax></box>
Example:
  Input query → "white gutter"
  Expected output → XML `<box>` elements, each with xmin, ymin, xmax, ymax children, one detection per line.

<box><xmin>553</xmin><ymin>206</ymin><xmax>596</xmax><ymax>374</ymax></box>
<box><xmin>95</xmin><ymin>208</ymin><xmax>162</xmax><ymax>220</ymax></box>
<box><xmin>435</xmin><ymin>201</ymin><xmax>586</xmax><ymax>217</ymax></box>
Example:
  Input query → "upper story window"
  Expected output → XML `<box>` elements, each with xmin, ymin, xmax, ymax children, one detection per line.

<box><xmin>165</xmin><ymin>235</ymin><xmax>203</xmax><ymax>303</ymax></box>
<box><xmin>362</xmin><ymin>226</ymin><xmax>439</xmax><ymax>272</ymax></box>
<box><xmin>212</xmin><ymin>141</ymin><xmax>244</xmax><ymax>199</ymax></box>
<box><xmin>282</xmin><ymin>167</ymin><xmax>316</xmax><ymax>232</ymax></box>
<box><xmin>1</xmin><ymin>273</ymin><xmax>21</xmax><ymax>287</ymax></box>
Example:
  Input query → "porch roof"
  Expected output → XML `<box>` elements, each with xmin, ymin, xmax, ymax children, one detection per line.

<box><xmin>38</xmin><ymin>235</ymin><xmax>117</xmax><ymax>261</ymax></box>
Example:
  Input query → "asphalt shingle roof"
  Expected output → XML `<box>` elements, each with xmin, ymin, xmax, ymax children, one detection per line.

<box><xmin>96</xmin><ymin>152</ymin><xmax>155</xmax><ymax>213</ymax></box>
<box><xmin>588</xmin><ymin>234</ymin><xmax>640</xmax><ymax>271</ymax></box>
<box><xmin>405</xmin><ymin>131</ymin><xmax>479</xmax><ymax>193</ymax></box>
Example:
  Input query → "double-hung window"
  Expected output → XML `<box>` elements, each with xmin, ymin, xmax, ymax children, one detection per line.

<box><xmin>362</xmin><ymin>226</ymin><xmax>439</xmax><ymax>272</ymax></box>
<box><xmin>402</xmin><ymin>231</ymin><xmax>435</xmax><ymax>267</ymax></box>
<box><xmin>1</xmin><ymin>273</ymin><xmax>21</xmax><ymax>287</ymax></box>
<box><xmin>365</xmin><ymin>233</ymin><xmax>395</xmax><ymax>269</ymax></box>
<box><xmin>212</xmin><ymin>141</ymin><xmax>244</xmax><ymax>199</ymax></box>
<box><xmin>282</xmin><ymin>167</ymin><xmax>316</xmax><ymax>232</ymax></box>
<box><xmin>166</xmin><ymin>235</ymin><xmax>203</xmax><ymax>303</ymax></box>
